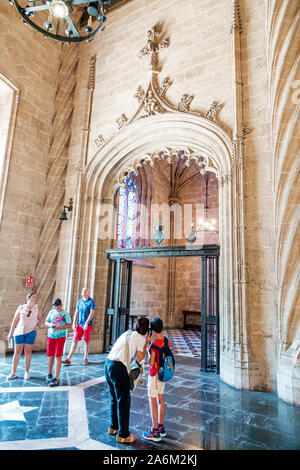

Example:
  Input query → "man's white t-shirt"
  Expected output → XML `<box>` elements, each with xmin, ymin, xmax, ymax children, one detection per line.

<box><xmin>107</xmin><ymin>330</ymin><xmax>145</xmax><ymax>368</ymax></box>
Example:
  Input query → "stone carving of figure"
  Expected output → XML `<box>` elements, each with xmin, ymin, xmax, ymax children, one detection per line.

<box><xmin>143</xmin><ymin>90</ymin><xmax>162</xmax><ymax>117</ymax></box>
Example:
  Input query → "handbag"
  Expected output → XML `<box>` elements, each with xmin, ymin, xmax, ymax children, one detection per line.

<box><xmin>124</xmin><ymin>330</ymin><xmax>143</xmax><ymax>391</ymax></box>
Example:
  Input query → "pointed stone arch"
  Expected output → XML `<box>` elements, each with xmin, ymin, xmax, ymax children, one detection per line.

<box><xmin>66</xmin><ymin>107</ymin><xmax>260</xmax><ymax>391</ymax></box>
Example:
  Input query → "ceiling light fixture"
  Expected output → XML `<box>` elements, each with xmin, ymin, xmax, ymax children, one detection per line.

<box><xmin>10</xmin><ymin>0</ymin><xmax>111</xmax><ymax>43</ymax></box>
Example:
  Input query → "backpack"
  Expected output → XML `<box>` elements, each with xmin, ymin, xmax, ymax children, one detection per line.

<box><xmin>151</xmin><ymin>336</ymin><xmax>175</xmax><ymax>382</ymax></box>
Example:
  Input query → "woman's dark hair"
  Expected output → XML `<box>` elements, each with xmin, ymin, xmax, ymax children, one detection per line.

<box><xmin>25</xmin><ymin>292</ymin><xmax>34</xmax><ymax>304</ymax></box>
<box><xmin>135</xmin><ymin>316</ymin><xmax>149</xmax><ymax>336</ymax></box>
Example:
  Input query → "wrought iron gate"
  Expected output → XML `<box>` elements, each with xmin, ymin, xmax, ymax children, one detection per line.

<box><xmin>104</xmin><ymin>244</ymin><xmax>220</xmax><ymax>372</ymax></box>
<box><xmin>103</xmin><ymin>259</ymin><xmax>132</xmax><ymax>350</ymax></box>
<box><xmin>201</xmin><ymin>256</ymin><xmax>219</xmax><ymax>373</ymax></box>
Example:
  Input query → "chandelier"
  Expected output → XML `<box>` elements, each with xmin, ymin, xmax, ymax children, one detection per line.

<box><xmin>186</xmin><ymin>173</ymin><xmax>218</xmax><ymax>244</ymax></box>
<box><xmin>10</xmin><ymin>1</ymin><xmax>111</xmax><ymax>43</ymax></box>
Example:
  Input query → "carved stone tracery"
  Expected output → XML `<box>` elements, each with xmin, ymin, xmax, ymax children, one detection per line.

<box><xmin>118</xmin><ymin>147</ymin><xmax>219</xmax><ymax>186</ymax></box>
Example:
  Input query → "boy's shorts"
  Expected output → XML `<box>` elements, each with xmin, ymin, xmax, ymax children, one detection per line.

<box><xmin>14</xmin><ymin>330</ymin><xmax>37</xmax><ymax>345</ymax></box>
<box><xmin>74</xmin><ymin>324</ymin><xmax>93</xmax><ymax>343</ymax></box>
<box><xmin>148</xmin><ymin>374</ymin><xmax>165</xmax><ymax>398</ymax></box>
<box><xmin>47</xmin><ymin>336</ymin><xmax>66</xmax><ymax>357</ymax></box>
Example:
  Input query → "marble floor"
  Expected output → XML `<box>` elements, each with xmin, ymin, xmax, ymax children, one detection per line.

<box><xmin>0</xmin><ymin>340</ymin><xmax>300</xmax><ymax>450</ymax></box>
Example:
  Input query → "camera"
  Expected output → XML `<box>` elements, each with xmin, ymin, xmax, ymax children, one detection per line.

<box><xmin>148</xmin><ymin>328</ymin><xmax>152</xmax><ymax>336</ymax></box>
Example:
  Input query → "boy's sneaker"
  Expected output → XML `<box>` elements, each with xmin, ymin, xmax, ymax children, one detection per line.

<box><xmin>46</xmin><ymin>374</ymin><xmax>53</xmax><ymax>383</ymax></box>
<box><xmin>49</xmin><ymin>377</ymin><xmax>60</xmax><ymax>387</ymax></box>
<box><xmin>142</xmin><ymin>426</ymin><xmax>162</xmax><ymax>442</ymax></box>
<box><xmin>158</xmin><ymin>424</ymin><xmax>166</xmax><ymax>437</ymax></box>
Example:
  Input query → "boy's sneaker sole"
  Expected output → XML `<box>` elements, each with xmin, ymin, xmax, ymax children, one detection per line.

<box><xmin>142</xmin><ymin>434</ymin><xmax>162</xmax><ymax>442</ymax></box>
<box><xmin>159</xmin><ymin>432</ymin><xmax>166</xmax><ymax>437</ymax></box>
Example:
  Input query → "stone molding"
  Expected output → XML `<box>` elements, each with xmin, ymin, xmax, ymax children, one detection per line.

<box><xmin>0</xmin><ymin>72</ymin><xmax>20</xmax><ymax>227</ymax></box>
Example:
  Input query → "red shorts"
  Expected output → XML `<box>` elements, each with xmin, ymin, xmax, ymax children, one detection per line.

<box><xmin>74</xmin><ymin>324</ymin><xmax>93</xmax><ymax>343</ymax></box>
<box><xmin>47</xmin><ymin>336</ymin><xmax>66</xmax><ymax>357</ymax></box>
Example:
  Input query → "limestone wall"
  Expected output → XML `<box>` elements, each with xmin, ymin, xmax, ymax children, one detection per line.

<box><xmin>0</xmin><ymin>3</ymin><xmax>61</xmax><ymax>350</ymax></box>
<box><xmin>1</xmin><ymin>0</ymin><xmax>298</xmax><ymax>404</ymax></box>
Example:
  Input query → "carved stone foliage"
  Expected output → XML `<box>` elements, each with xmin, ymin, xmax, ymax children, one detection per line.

<box><xmin>177</xmin><ymin>94</ymin><xmax>194</xmax><ymax>112</ymax></box>
<box><xmin>204</xmin><ymin>101</ymin><xmax>223</xmax><ymax>121</ymax></box>
<box><xmin>159</xmin><ymin>77</ymin><xmax>172</xmax><ymax>98</ymax></box>
<box><xmin>116</xmin><ymin>114</ymin><xmax>128</xmax><ymax>129</ymax></box>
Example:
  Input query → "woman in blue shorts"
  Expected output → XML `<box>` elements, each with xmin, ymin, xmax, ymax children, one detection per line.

<box><xmin>7</xmin><ymin>293</ymin><xmax>41</xmax><ymax>380</ymax></box>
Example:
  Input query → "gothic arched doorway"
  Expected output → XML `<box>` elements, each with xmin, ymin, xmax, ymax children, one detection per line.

<box><xmin>70</xmin><ymin>111</ymin><xmax>251</xmax><ymax>390</ymax></box>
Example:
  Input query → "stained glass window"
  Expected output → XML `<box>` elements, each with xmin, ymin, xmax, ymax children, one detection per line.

<box><xmin>117</xmin><ymin>172</ymin><xmax>138</xmax><ymax>248</ymax></box>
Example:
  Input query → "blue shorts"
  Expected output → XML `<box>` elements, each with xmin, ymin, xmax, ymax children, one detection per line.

<box><xmin>14</xmin><ymin>330</ymin><xmax>37</xmax><ymax>345</ymax></box>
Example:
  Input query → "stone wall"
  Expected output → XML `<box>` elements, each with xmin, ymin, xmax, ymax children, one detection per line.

<box><xmin>1</xmin><ymin>0</ymin><xmax>298</xmax><ymax>404</ymax></box>
<box><xmin>0</xmin><ymin>3</ymin><xmax>61</xmax><ymax>350</ymax></box>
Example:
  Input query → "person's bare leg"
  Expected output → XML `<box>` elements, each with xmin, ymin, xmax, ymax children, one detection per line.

<box><xmin>55</xmin><ymin>357</ymin><xmax>62</xmax><ymax>379</ymax></box>
<box><xmin>84</xmin><ymin>341</ymin><xmax>89</xmax><ymax>362</ymax></box>
<box><xmin>48</xmin><ymin>356</ymin><xmax>54</xmax><ymax>375</ymax></box>
<box><xmin>24</xmin><ymin>344</ymin><xmax>33</xmax><ymax>373</ymax></box>
<box><xmin>66</xmin><ymin>339</ymin><xmax>79</xmax><ymax>361</ymax></box>
<box><xmin>9</xmin><ymin>343</ymin><xmax>23</xmax><ymax>376</ymax></box>
<box><xmin>149</xmin><ymin>397</ymin><xmax>158</xmax><ymax>429</ymax></box>
<box><xmin>158</xmin><ymin>394</ymin><xmax>165</xmax><ymax>425</ymax></box>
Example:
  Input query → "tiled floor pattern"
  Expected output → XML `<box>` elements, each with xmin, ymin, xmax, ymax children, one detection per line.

<box><xmin>167</xmin><ymin>329</ymin><xmax>201</xmax><ymax>358</ymax></box>
<box><xmin>0</xmin><ymin>345</ymin><xmax>300</xmax><ymax>450</ymax></box>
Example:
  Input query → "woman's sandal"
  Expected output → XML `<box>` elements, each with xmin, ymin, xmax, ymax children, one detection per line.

<box><xmin>116</xmin><ymin>433</ymin><xmax>137</xmax><ymax>444</ymax></box>
<box><xmin>62</xmin><ymin>359</ymin><xmax>71</xmax><ymax>366</ymax></box>
<box><xmin>6</xmin><ymin>373</ymin><xmax>17</xmax><ymax>381</ymax></box>
<box><xmin>108</xmin><ymin>427</ymin><xmax>118</xmax><ymax>435</ymax></box>
<box><xmin>83</xmin><ymin>359</ymin><xmax>89</xmax><ymax>365</ymax></box>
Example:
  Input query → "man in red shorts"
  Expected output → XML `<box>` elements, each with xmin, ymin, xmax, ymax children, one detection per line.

<box><xmin>62</xmin><ymin>287</ymin><xmax>96</xmax><ymax>366</ymax></box>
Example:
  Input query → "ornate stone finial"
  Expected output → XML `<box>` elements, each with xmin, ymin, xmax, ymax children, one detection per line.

<box><xmin>138</xmin><ymin>25</ymin><xmax>169</xmax><ymax>69</ymax></box>
<box><xmin>177</xmin><ymin>94</ymin><xmax>194</xmax><ymax>112</ymax></box>
<box><xmin>116</xmin><ymin>114</ymin><xmax>128</xmax><ymax>129</ymax></box>
<box><xmin>159</xmin><ymin>77</ymin><xmax>172</xmax><ymax>98</ymax></box>
<box><xmin>204</xmin><ymin>101</ymin><xmax>223</xmax><ymax>121</ymax></box>
<box><xmin>88</xmin><ymin>55</ymin><xmax>97</xmax><ymax>90</ymax></box>
<box><xmin>95</xmin><ymin>134</ymin><xmax>105</xmax><ymax>148</ymax></box>
<box><xmin>231</xmin><ymin>0</ymin><xmax>242</xmax><ymax>33</ymax></box>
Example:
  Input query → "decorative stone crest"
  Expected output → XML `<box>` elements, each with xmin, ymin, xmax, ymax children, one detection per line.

<box><xmin>204</xmin><ymin>101</ymin><xmax>223</xmax><ymax>121</ymax></box>
<box><xmin>177</xmin><ymin>94</ymin><xmax>194</xmax><ymax>113</ymax></box>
